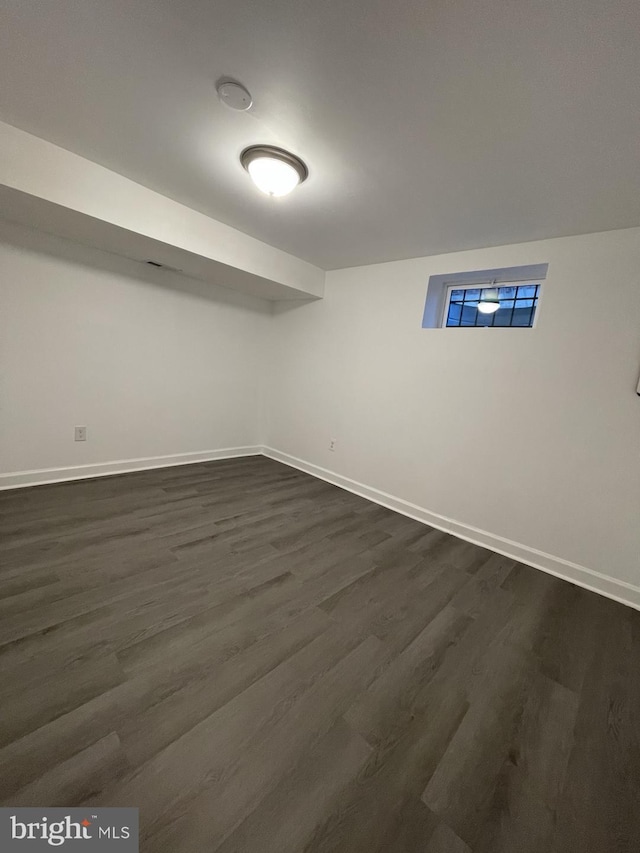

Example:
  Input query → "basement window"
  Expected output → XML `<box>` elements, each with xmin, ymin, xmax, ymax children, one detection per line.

<box><xmin>421</xmin><ymin>263</ymin><xmax>549</xmax><ymax>329</ymax></box>
<box><xmin>444</xmin><ymin>282</ymin><xmax>541</xmax><ymax>328</ymax></box>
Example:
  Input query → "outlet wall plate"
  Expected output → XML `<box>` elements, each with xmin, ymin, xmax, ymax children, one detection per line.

<box><xmin>74</xmin><ymin>426</ymin><xmax>87</xmax><ymax>442</ymax></box>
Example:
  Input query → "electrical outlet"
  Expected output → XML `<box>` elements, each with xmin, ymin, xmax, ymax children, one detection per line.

<box><xmin>74</xmin><ymin>426</ymin><xmax>87</xmax><ymax>442</ymax></box>
<box><xmin>329</xmin><ymin>439</ymin><xmax>336</xmax><ymax>451</ymax></box>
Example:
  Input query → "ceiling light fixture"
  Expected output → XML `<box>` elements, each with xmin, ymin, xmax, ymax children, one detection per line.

<box><xmin>477</xmin><ymin>284</ymin><xmax>501</xmax><ymax>314</ymax></box>
<box><xmin>240</xmin><ymin>145</ymin><xmax>308</xmax><ymax>197</ymax></box>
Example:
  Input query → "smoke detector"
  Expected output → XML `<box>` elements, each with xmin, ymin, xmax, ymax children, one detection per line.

<box><xmin>216</xmin><ymin>79</ymin><xmax>253</xmax><ymax>111</ymax></box>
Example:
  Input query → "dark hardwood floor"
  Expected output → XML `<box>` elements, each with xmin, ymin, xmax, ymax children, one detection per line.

<box><xmin>1</xmin><ymin>456</ymin><xmax>639</xmax><ymax>852</ymax></box>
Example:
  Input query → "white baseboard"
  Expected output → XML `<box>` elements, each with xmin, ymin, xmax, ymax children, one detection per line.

<box><xmin>262</xmin><ymin>446</ymin><xmax>640</xmax><ymax>612</ymax></box>
<box><xmin>0</xmin><ymin>446</ymin><xmax>262</xmax><ymax>490</ymax></box>
<box><xmin>3</xmin><ymin>443</ymin><xmax>638</xmax><ymax>612</ymax></box>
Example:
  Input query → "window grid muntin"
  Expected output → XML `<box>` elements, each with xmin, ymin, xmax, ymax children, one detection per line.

<box><xmin>444</xmin><ymin>283</ymin><xmax>540</xmax><ymax>328</ymax></box>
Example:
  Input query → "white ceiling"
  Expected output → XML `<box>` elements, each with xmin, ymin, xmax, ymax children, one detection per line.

<box><xmin>1</xmin><ymin>0</ymin><xmax>639</xmax><ymax>270</ymax></box>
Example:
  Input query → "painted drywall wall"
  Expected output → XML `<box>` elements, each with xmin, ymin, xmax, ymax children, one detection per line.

<box><xmin>265</xmin><ymin>227</ymin><xmax>640</xmax><ymax>592</ymax></box>
<box><xmin>0</xmin><ymin>220</ymin><xmax>269</xmax><ymax>481</ymax></box>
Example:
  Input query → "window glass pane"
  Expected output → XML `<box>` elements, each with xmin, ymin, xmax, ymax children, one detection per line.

<box><xmin>460</xmin><ymin>304</ymin><xmax>477</xmax><ymax>325</ymax></box>
<box><xmin>450</xmin><ymin>289</ymin><xmax>465</xmax><ymax>302</ymax></box>
<box><xmin>515</xmin><ymin>298</ymin><xmax>534</xmax><ymax>308</ymax></box>
<box><xmin>493</xmin><ymin>300</ymin><xmax>515</xmax><ymax>326</ymax></box>
<box><xmin>517</xmin><ymin>284</ymin><xmax>538</xmax><ymax>298</ymax></box>
<box><xmin>479</xmin><ymin>287</ymin><xmax>499</xmax><ymax>301</ymax></box>
<box><xmin>464</xmin><ymin>288</ymin><xmax>480</xmax><ymax>301</ymax></box>
<box><xmin>511</xmin><ymin>306</ymin><xmax>533</xmax><ymax>326</ymax></box>
<box><xmin>446</xmin><ymin>302</ymin><xmax>462</xmax><ymax>325</ymax></box>
<box><xmin>498</xmin><ymin>286</ymin><xmax>517</xmax><ymax>300</ymax></box>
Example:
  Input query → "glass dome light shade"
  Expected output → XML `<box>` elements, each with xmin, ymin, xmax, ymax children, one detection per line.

<box><xmin>241</xmin><ymin>146</ymin><xmax>308</xmax><ymax>198</ymax></box>
<box><xmin>247</xmin><ymin>156</ymin><xmax>301</xmax><ymax>197</ymax></box>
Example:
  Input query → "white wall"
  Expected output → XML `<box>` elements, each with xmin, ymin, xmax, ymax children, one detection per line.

<box><xmin>0</xmin><ymin>220</ymin><xmax>269</xmax><ymax>481</ymax></box>
<box><xmin>265</xmin><ymin>227</ymin><xmax>640</xmax><ymax>596</ymax></box>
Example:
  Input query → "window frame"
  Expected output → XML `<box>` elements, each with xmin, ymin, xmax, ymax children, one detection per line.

<box><xmin>441</xmin><ymin>279</ymin><xmax>542</xmax><ymax>329</ymax></box>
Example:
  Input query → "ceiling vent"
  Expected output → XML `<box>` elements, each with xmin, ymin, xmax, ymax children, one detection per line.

<box><xmin>144</xmin><ymin>260</ymin><xmax>184</xmax><ymax>274</ymax></box>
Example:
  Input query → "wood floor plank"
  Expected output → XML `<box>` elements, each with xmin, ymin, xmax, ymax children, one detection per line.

<box><xmin>9</xmin><ymin>732</ymin><xmax>130</xmax><ymax>808</ymax></box>
<box><xmin>0</xmin><ymin>456</ymin><xmax>638</xmax><ymax>851</ymax></box>
<box><xmin>302</xmin><ymin>680</ymin><xmax>469</xmax><ymax>853</ymax></box>
<box><xmin>373</xmin><ymin>799</ymin><xmax>441</xmax><ymax>853</ymax></box>
<box><xmin>425</xmin><ymin>821</ymin><xmax>472</xmax><ymax>852</ymax></box>
<box><xmin>1</xmin><ymin>651</ymin><xmax>127</xmax><ymax>748</ymax></box>
<box><xmin>213</xmin><ymin>717</ymin><xmax>372</xmax><ymax>853</ymax></box>
<box><xmin>472</xmin><ymin>673</ymin><xmax>579</xmax><ymax>853</ymax></box>
<box><xmin>99</xmin><ymin>630</ymin><xmax>383</xmax><ymax>835</ymax></box>
<box><xmin>345</xmin><ymin>603</ymin><xmax>473</xmax><ymax>748</ymax></box>
<box><xmin>118</xmin><ymin>608</ymin><xmax>332</xmax><ymax>767</ymax></box>
<box><xmin>549</xmin><ymin>601</ymin><xmax>640</xmax><ymax>853</ymax></box>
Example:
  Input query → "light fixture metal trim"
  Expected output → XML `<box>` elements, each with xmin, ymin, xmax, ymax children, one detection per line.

<box><xmin>240</xmin><ymin>145</ymin><xmax>309</xmax><ymax>184</ymax></box>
